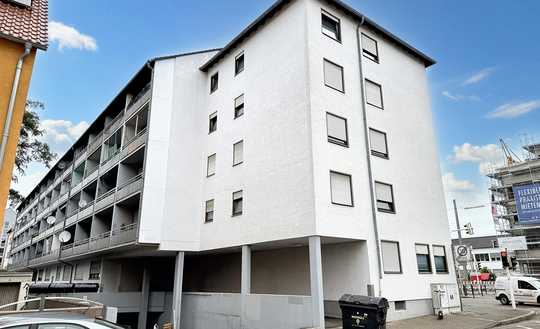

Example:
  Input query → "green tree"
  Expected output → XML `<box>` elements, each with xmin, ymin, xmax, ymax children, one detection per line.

<box><xmin>8</xmin><ymin>100</ymin><xmax>56</xmax><ymax>207</ymax></box>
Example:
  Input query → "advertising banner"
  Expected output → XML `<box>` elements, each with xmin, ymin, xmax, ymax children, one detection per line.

<box><xmin>514</xmin><ymin>183</ymin><xmax>540</xmax><ymax>223</ymax></box>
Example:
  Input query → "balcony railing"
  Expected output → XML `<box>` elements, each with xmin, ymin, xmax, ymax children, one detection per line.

<box><xmin>28</xmin><ymin>249</ymin><xmax>60</xmax><ymax>266</ymax></box>
<box><xmin>104</xmin><ymin>112</ymin><xmax>124</xmax><ymax>136</ymax></box>
<box><xmin>87</xmin><ymin>132</ymin><xmax>103</xmax><ymax>154</ymax></box>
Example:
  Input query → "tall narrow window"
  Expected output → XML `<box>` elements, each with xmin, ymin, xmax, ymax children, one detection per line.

<box><xmin>375</xmin><ymin>182</ymin><xmax>395</xmax><ymax>213</ymax></box>
<box><xmin>235</xmin><ymin>52</ymin><xmax>244</xmax><ymax>75</ymax></box>
<box><xmin>362</xmin><ymin>33</ymin><xmax>379</xmax><ymax>62</ymax></box>
<box><xmin>369</xmin><ymin>128</ymin><xmax>388</xmax><ymax>158</ymax></box>
<box><xmin>330</xmin><ymin>171</ymin><xmax>353</xmax><ymax>206</ymax></box>
<box><xmin>324</xmin><ymin>59</ymin><xmax>344</xmax><ymax>92</ymax></box>
<box><xmin>381</xmin><ymin>241</ymin><xmax>402</xmax><ymax>274</ymax></box>
<box><xmin>210</xmin><ymin>72</ymin><xmax>219</xmax><ymax>93</ymax></box>
<box><xmin>433</xmin><ymin>245</ymin><xmax>448</xmax><ymax>273</ymax></box>
<box><xmin>233</xmin><ymin>140</ymin><xmax>243</xmax><ymax>166</ymax></box>
<box><xmin>232</xmin><ymin>190</ymin><xmax>243</xmax><ymax>216</ymax></box>
<box><xmin>365</xmin><ymin>79</ymin><xmax>383</xmax><ymax>109</ymax></box>
<box><xmin>205</xmin><ymin>199</ymin><xmax>214</xmax><ymax>222</ymax></box>
<box><xmin>234</xmin><ymin>94</ymin><xmax>244</xmax><ymax>118</ymax></box>
<box><xmin>326</xmin><ymin>113</ymin><xmax>348</xmax><ymax>147</ymax></box>
<box><xmin>74</xmin><ymin>263</ymin><xmax>83</xmax><ymax>280</ymax></box>
<box><xmin>321</xmin><ymin>11</ymin><xmax>341</xmax><ymax>42</ymax></box>
<box><xmin>207</xmin><ymin>154</ymin><xmax>216</xmax><ymax>177</ymax></box>
<box><xmin>89</xmin><ymin>260</ymin><xmax>101</xmax><ymax>280</ymax></box>
<box><xmin>209</xmin><ymin>112</ymin><xmax>217</xmax><ymax>133</ymax></box>
<box><xmin>415</xmin><ymin>244</ymin><xmax>432</xmax><ymax>273</ymax></box>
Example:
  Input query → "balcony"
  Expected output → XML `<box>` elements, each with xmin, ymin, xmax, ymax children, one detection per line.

<box><xmin>104</xmin><ymin>112</ymin><xmax>124</xmax><ymax>136</ymax></box>
<box><xmin>100</xmin><ymin>150</ymin><xmax>121</xmax><ymax>174</ymax></box>
<box><xmin>60</xmin><ymin>223</ymin><xmax>138</xmax><ymax>259</ymax></box>
<box><xmin>95</xmin><ymin>189</ymin><xmax>116</xmax><ymax>213</ymax></box>
<box><xmin>116</xmin><ymin>174</ymin><xmax>143</xmax><ymax>201</ymax></box>
<box><xmin>74</xmin><ymin>147</ymin><xmax>88</xmax><ymax>167</ymax></box>
<box><xmin>28</xmin><ymin>249</ymin><xmax>60</xmax><ymax>267</ymax></box>
<box><xmin>87</xmin><ymin>132</ymin><xmax>103</xmax><ymax>155</ymax></box>
<box><xmin>125</xmin><ymin>84</ymin><xmax>151</xmax><ymax>119</ymax></box>
<box><xmin>121</xmin><ymin>128</ymin><xmax>146</xmax><ymax>159</ymax></box>
<box><xmin>78</xmin><ymin>201</ymin><xmax>95</xmax><ymax>219</ymax></box>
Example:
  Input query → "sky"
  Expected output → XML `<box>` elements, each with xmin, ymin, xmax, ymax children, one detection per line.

<box><xmin>12</xmin><ymin>0</ymin><xmax>540</xmax><ymax>238</ymax></box>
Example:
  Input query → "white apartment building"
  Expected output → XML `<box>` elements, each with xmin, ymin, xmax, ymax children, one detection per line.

<box><xmin>6</xmin><ymin>0</ymin><xmax>456</xmax><ymax>328</ymax></box>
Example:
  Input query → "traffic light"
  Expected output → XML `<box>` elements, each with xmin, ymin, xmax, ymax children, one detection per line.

<box><xmin>464</xmin><ymin>223</ymin><xmax>474</xmax><ymax>235</ymax></box>
<box><xmin>501</xmin><ymin>250</ymin><xmax>509</xmax><ymax>268</ymax></box>
<box><xmin>511</xmin><ymin>256</ymin><xmax>518</xmax><ymax>270</ymax></box>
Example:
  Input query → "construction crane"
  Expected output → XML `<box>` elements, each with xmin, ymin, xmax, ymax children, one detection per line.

<box><xmin>500</xmin><ymin>138</ymin><xmax>521</xmax><ymax>166</ymax></box>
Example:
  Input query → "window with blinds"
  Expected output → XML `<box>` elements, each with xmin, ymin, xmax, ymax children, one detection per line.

<box><xmin>369</xmin><ymin>128</ymin><xmax>388</xmax><ymax>158</ymax></box>
<box><xmin>381</xmin><ymin>241</ymin><xmax>402</xmax><ymax>274</ymax></box>
<box><xmin>235</xmin><ymin>94</ymin><xmax>244</xmax><ymax>118</ymax></box>
<box><xmin>362</xmin><ymin>33</ymin><xmax>379</xmax><ymax>62</ymax></box>
<box><xmin>330</xmin><ymin>171</ymin><xmax>353</xmax><ymax>206</ymax></box>
<box><xmin>321</xmin><ymin>11</ymin><xmax>341</xmax><ymax>42</ymax></box>
<box><xmin>233</xmin><ymin>140</ymin><xmax>243</xmax><ymax>166</ymax></box>
<box><xmin>375</xmin><ymin>182</ymin><xmax>395</xmax><ymax>213</ymax></box>
<box><xmin>205</xmin><ymin>199</ymin><xmax>214</xmax><ymax>222</ymax></box>
<box><xmin>415</xmin><ymin>244</ymin><xmax>432</xmax><ymax>273</ymax></box>
<box><xmin>232</xmin><ymin>190</ymin><xmax>243</xmax><ymax>216</ymax></box>
<box><xmin>365</xmin><ymin>79</ymin><xmax>383</xmax><ymax>108</ymax></box>
<box><xmin>326</xmin><ymin>113</ymin><xmax>348</xmax><ymax>147</ymax></box>
<box><xmin>324</xmin><ymin>59</ymin><xmax>344</xmax><ymax>92</ymax></box>
<box><xmin>207</xmin><ymin>154</ymin><xmax>216</xmax><ymax>177</ymax></box>
<box><xmin>433</xmin><ymin>245</ymin><xmax>448</xmax><ymax>273</ymax></box>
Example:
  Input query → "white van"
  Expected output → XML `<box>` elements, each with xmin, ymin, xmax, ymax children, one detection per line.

<box><xmin>495</xmin><ymin>276</ymin><xmax>540</xmax><ymax>305</ymax></box>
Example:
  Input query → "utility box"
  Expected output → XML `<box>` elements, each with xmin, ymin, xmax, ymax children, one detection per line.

<box><xmin>430</xmin><ymin>283</ymin><xmax>461</xmax><ymax>316</ymax></box>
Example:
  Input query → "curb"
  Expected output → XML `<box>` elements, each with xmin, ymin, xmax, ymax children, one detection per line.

<box><xmin>485</xmin><ymin>310</ymin><xmax>536</xmax><ymax>328</ymax></box>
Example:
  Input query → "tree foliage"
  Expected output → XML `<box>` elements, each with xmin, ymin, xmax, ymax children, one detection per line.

<box><xmin>7</xmin><ymin>100</ymin><xmax>56</xmax><ymax>207</ymax></box>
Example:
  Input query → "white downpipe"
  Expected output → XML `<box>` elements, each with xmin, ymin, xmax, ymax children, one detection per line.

<box><xmin>0</xmin><ymin>43</ymin><xmax>32</xmax><ymax>169</ymax></box>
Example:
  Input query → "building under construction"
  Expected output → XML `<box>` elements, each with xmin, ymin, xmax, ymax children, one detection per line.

<box><xmin>489</xmin><ymin>141</ymin><xmax>540</xmax><ymax>275</ymax></box>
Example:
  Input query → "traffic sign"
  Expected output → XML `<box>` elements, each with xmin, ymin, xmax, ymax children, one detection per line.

<box><xmin>498</xmin><ymin>236</ymin><xmax>527</xmax><ymax>251</ymax></box>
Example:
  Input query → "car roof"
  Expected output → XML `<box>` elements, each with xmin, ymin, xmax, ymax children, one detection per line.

<box><xmin>0</xmin><ymin>312</ymin><xmax>92</xmax><ymax>327</ymax></box>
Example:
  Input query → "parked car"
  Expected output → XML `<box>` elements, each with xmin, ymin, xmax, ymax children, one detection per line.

<box><xmin>495</xmin><ymin>275</ymin><xmax>540</xmax><ymax>305</ymax></box>
<box><xmin>0</xmin><ymin>312</ymin><xmax>124</xmax><ymax>329</ymax></box>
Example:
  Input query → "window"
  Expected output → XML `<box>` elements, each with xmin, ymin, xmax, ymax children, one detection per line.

<box><xmin>475</xmin><ymin>253</ymin><xmax>490</xmax><ymax>262</ymax></box>
<box><xmin>326</xmin><ymin>113</ymin><xmax>348</xmax><ymax>147</ymax></box>
<box><xmin>234</xmin><ymin>94</ymin><xmax>244</xmax><ymax>118</ymax></box>
<box><xmin>375</xmin><ymin>182</ymin><xmax>395</xmax><ymax>213</ymax></box>
<box><xmin>232</xmin><ymin>190</ymin><xmax>243</xmax><ymax>216</ymax></box>
<box><xmin>415</xmin><ymin>244</ymin><xmax>432</xmax><ymax>273</ymax></box>
<box><xmin>324</xmin><ymin>59</ymin><xmax>344</xmax><ymax>92</ymax></box>
<box><xmin>205</xmin><ymin>199</ymin><xmax>214</xmax><ymax>222</ymax></box>
<box><xmin>433</xmin><ymin>245</ymin><xmax>448</xmax><ymax>273</ymax></box>
<box><xmin>394</xmin><ymin>301</ymin><xmax>406</xmax><ymax>311</ymax></box>
<box><xmin>321</xmin><ymin>10</ymin><xmax>341</xmax><ymax>42</ymax></box>
<box><xmin>74</xmin><ymin>263</ymin><xmax>83</xmax><ymax>280</ymax></box>
<box><xmin>44</xmin><ymin>267</ymin><xmax>51</xmax><ymax>281</ymax></box>
<box><xmin>89</xmin><ymin>260</ymin><xmax>101</xmax><ymax>280</ymax></box>
<box><xmin>330</xmin><ymin>171</ymin><xmax>353</xmax><ymax>206</ymax></box>
<box><xmin>235</xmin><ymin>52</ymin><xmax>244</xmax><ymax>75</ymax></box>
<box><xmin>62</xmin><ymin>265</ymin><xmax>72</xmax><ymax>281</ymax></box>
<box><xmin>381</xmin><ymin>241</ymin><xmax>402</xmax><ymax>274</ymax></box>
<box><xmin>209</xmin><ymin>112</ymin><xmax>217</xmax><ymax>133</ymax></box>
<box><xmin>210</xmin><ymin>72</ymin><xmax>219</xmax><ymax>93</ymax></box>
<box><xmin>365</xmin><ymin>79</ymin><xmax>383</xmax><ymax>109</ymax></box>
<box><xmin>518</xmin><ymin>280</ymin><xmax>537</xmax><ymax>290</ymax></box>
<box><xmin>207</xmin><ymin>154</ymin><xmax>216</xmax><ymax>177</ymax></box>
<box><xmin>361</xmin><ymin>33</ymin><xmax>379</xmax><ymax>62</ymax></box>
<box><xmin>369</xmin><ymin>128</ymin><xmax>388</xmax><ymax>158</ymax></box>
<box><xmin>55</xmin><ymin>265</ymin><xmax>62</xmax><ymax>281</ymax></box>
<box><xmin>37</xmin><ymin>269</ymin><xmax>43</xmax><ymax>281</ymax></box>
<box><xmin>233</xmin><ymin>140</ymin><xmax>243</xmax><ymax>166</ymax></box>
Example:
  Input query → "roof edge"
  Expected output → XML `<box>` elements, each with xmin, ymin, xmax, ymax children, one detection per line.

<box><xmin>0</xmin><ymin>32</ymin><xmax>47</xmax><ymax>50</ymax></box>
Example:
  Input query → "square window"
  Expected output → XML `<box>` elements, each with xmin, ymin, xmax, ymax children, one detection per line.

<box><xmin>324</xmin><ymin>59</ymin><xmax>344</xmax><ymax>92</ymax></box>
<box><xmin>365</xmin><ymin>79</ymin><xmax>383</xmax><ymax>109</ymax></box>
<box><xmin>369</xmin><ymin>128</ymin><xmax>388</xmax><ymax>158</ymax></box>
<box><xmin>375</xmin><ymin>182</ymin><xmax>395</xmax><ymax>213</ymax></box>
<box><xmin>235</xmin><ymin>52</ymin><xmax>244</xmax><ymax>75</ymax></box>
<box><xmin>234</xmin><ymin>94</ymin><xmax>244</xmax><ymax>118</ymax></box>
<box><xmin>233</xmin><ymin>140</ymin><xmax>243</xmax><ymax>166</ymax></box>
<box><xmin>210</xmin><ymin>72</ymin><xmax>219</xmax><ymax>93</ymax></box>
<box><xmin>232</xmin><ymin>190</ymin><xmax>243</xmax><ymax>216</ymax></box>
<box><xmin>330</xmin><ymin>171</ymin><xmax>353</xmax><ymax>206</ymax></box>
<box><xmin>205</xmin><ymin>199</ymin><xmax>214</xmax><ymax>223</ymax></box>
<box><xmin>321</xmin><ymin>11</ymin><xmax>341</xmax><ymax>42</ymax></box>
<box><xmin>207</xmin><ymin>154</ymin><xmax>216</xmax><ymax>177</ymax></box>
<box><xmin>415</xmin><ymin>244</ymin><xmax>432</xmax><ymax>273</ymax></box>
<box><xmin>362</xmin><ymin>33</ymin><xmax>379</xmax><ymax>62</ymax></box>
<box><xmin>433</xmin><ymin>245</ymin><xmax>448</xmax><ymax>273</ymax></box>
<box><xmin>326</xmin><ymin>113</ymin><xmax>348</xmax><ymax>147</ymax></box>
<box><xmin>209</xmin><ymin>112</ymin><xmax>217</xmax><ymax>134</ymax></box>
<box><xmin>381</xmin><ymin>241</ymin><xmax>402</xmax><ymax>274</ymax></box>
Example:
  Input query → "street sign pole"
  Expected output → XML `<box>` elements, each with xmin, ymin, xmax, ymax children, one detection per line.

<box><xmin>507</xmin><ymin>266</ymin><xmax>516</xmax><ymax>310</ymax></box>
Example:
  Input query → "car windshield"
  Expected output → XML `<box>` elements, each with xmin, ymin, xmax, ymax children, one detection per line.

<box><xmin>94</xmin><ymin>319</ymin><xmax>125</xmax><ymax>329</ymax></box>
<box><xmin>531</xmin><ymin>279</ymin><xmax>540</xmax><ymax>289</ymax></box>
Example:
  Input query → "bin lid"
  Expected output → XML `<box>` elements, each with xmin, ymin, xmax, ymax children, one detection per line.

<box><xmin>339</xmin><ymin>294</ymin><xmax>389</xmax><ymax>308</ymax></box>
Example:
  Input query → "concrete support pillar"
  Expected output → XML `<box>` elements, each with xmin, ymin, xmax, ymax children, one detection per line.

<box><xmin>309</xmin><ymin>236</ymin><xmax>325</xmax><ymax>329</ymax></box>
<box><xmin>241</xmin><ymin>245</ymin><xmax>251</xmax><ymax>329</ymax></box>
<box><xmin>172</xmin><ymin>252</ymin><xmax>185</xmax><ymax>329</ymax></box>
<box><xmin>138</xmin><ymin>264</ymin><xmax>151</xmax><ymax>329</ymax></box>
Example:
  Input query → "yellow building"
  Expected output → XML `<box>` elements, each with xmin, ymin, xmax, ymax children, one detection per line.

<box><xmin>0</xmin><ymin>0</ymin><xmax>48</xmax><ymax>229</ymax></box>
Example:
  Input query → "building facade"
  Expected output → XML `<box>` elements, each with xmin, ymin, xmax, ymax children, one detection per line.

<box><xmin>6</xmin><ymin>0</ymin><xmax>456</xmax><ymax>328</ymax></box>
<box><xmin>0</xmin><ymin>0</ymin><xmax>48</xmax><ymax>229</ymax></box>
<box><xmin>0</xmin><ymin>208</ymin><xmax>16</xmax><ymax>267</ymax></box>
<box><xmin>489</xmin><ymin>143</ymin><xmax>540</xmax><ymax>276</ymax></box>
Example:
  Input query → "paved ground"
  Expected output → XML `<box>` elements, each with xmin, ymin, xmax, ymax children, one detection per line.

<box><xmin>327</xmin><ymin>295</ymin><xmax>538</xmax><ymax>329</ymax></box>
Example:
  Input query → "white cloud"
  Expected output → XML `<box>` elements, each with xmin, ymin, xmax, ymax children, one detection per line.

<box><xmin>48</xmin><ymin>21</ymin><xmax>97</xmax><ymax>51</ymax></box>
<box><xmin>463</xmin><ymin>67</ymin><xmax>495</xmax><ymax>85</ymax></box>
<box><xmin>486</xmin><ymin>100</ymin><xmax>540</xmax><ymax>119</ymax></box>
<box><xmin>442</xmin><ymin>172</ymin><xmax>475</xmax><ymax>192</ymax></box>
<box><xmin>442</xmin><ymin>91</ymin><xmax>480</xmax><ymax>102</ymax></box>
<box><xmin>41</xmin><ymin>119</ymin><xmax>89</xmax><ymax>151</ymax></box>
<box><xmin>450</xmin><ymin>143</ymin><xmax>505</xmax><ymax>175</ymax></box>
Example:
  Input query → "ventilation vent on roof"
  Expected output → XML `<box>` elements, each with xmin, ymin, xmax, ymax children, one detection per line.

<box><xmin>6</xmin><ymin>0</ymin><xmax>32</xmax><ymax>7</ymax></box>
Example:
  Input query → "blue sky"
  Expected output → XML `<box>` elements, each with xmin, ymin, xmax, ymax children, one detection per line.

<box><xmin>15</xmin><ymin>0</ymin><xmax>540</xmax><ymax>237</ymax></box>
